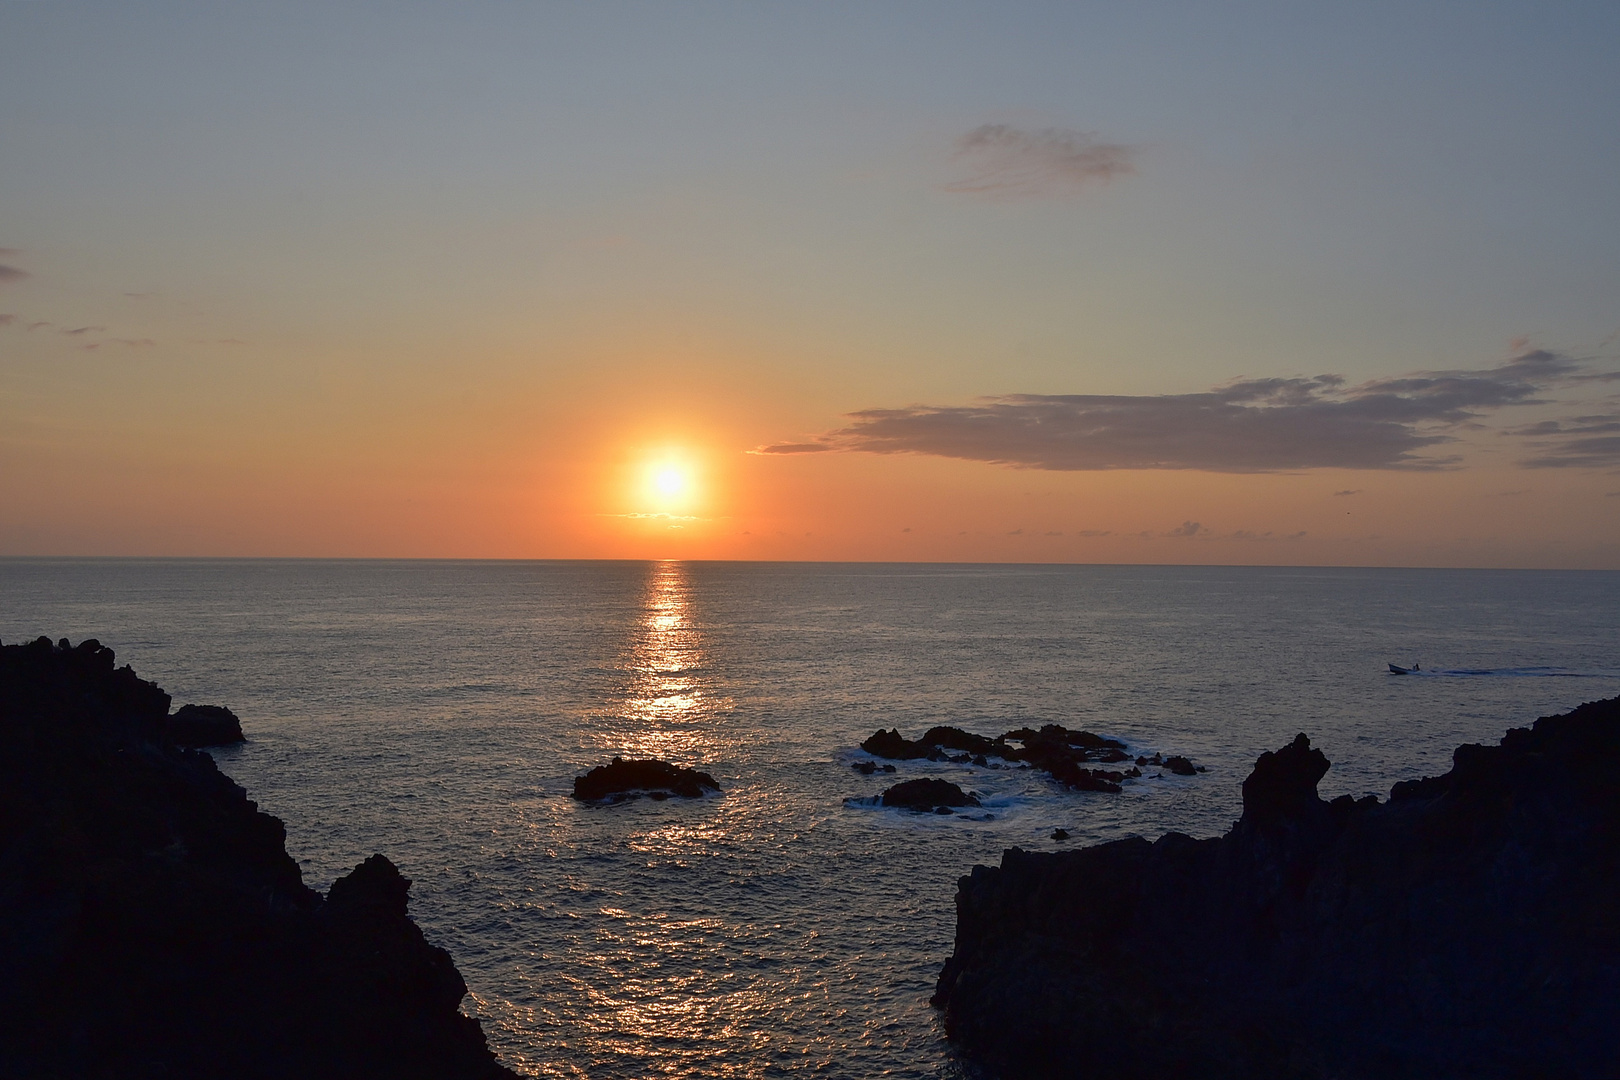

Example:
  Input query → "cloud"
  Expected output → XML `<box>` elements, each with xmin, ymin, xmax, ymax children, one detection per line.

<box><xmin>0</xmin><ymin>265</ymin><xmax>28</xmax><ymax>286</ymax></box>
<box><xmin>61</xmin><ymin>326</ymin><xmax>104</xmax><ymax>336</ymax></box>
<box><xmin>758</xmin><ymin>349</ymin><xmax>1617</xmax><ymax>473</ymax></box>
<box><xmin>761</xmin><ymin>442</ymin><xmax>832</xmax><ymax>454</ymax></box>
<box><xmin>943</xmin><ymin>124</ymin><xmax>1136</xmax><ymax>199</ymax></box>
<box><xmin>0</xmin><ymin>314</ymin><xmax>13</xmax><ymax>326</ymax></box>
<box><xmin>1332</xmin><ymin>489</ymin><xmax>1361</xmax><ymax>496</ymax></box>
<box><xmin>1515</xmin><ymin>413</ymin><xmax>1620</xmax><ymax>469</ymax></box>
<box><xmin>80</xmin><ymin>338</ymin><xmax>158</xmax><ymax>351</ymax></box>
<box><xmin>1166</xmin><ymin>520</ymin><xmax>1206</xmax><ymax>537</ymax></box>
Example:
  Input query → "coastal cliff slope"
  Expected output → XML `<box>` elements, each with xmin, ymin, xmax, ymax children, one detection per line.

<box><xmin>0</xmin><ymin>636</ymin><xmax>519</xmax><ymax>1080</ymax></box>
<box><xmin>932</xmin><ymin>696</ymin><xmax>1620</xmax><ymax>1079</ymax></box>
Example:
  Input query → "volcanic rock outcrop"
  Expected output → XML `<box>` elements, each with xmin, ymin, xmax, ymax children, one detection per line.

<box><xmin>931</xmin><ymin>697</ymin><xmax>1620</xmax><ymax>1079</ymax></box>
<box><xmin>862</xmin><ymin>723</ymin><xmax>1198</xmax><ymax>794</ymax></box>
<box><xmin>572</xmin><ymin>756</ymin><xmax>721</xmax><ymax>802</ymax></box>
<box><xmin>879</xmin><ymin>777</ymin><xmax>980</xmax><ymax>813</ymax></box>
<box><xmin>0</xmin><ymin>636</ymin><xmax>517</xmax><ymax>1080</ymax></box>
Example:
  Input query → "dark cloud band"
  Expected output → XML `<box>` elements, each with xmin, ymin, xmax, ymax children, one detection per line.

<box><xmin>759</xmin><ymin>350</ymin><xmax>1619</xmax><ymax>472</ymax></box>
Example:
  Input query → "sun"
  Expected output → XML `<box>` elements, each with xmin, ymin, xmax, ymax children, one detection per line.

<box><xmin>639</xmin><ymin>455</ymin><xmax>700</xmax><ymax>513</ymax></box>
<box><xmin>652</xmin><ymin>466</ymin><xmax>688</xmax><ymax>499</ymax></box>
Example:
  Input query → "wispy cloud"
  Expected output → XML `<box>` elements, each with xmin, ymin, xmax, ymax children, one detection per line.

<box><xmin>1166</xmin><ymin>520</ymin><xmax>1206</xmax><ymax>537</ymax></box>
<box><xmin>0</xmin><ymin>265</ymin><xmax>28</xmax><ymax>286</ymax></box>
<box><xmin>758</xmin><ymin>349</ymin><xmax>1618</xmax><ymax>473</ymax></box>
<box><xmin>943</xmin><ymin>124</ymin><xmax>1136</xmax><ymax>199</ymax></box>
<box><xmin>1513</xmin><ymin>413</ymin><xmax>1620</xmax><ymax>469</ymax></box>
<box><xmin>0</xmin><ymin>314</ymin><xmax>14</xmax><ymax>327</ymax></box>
<box><xmin>760</xmin><ymin>442</ymin><xmax>832</xmax><ymax>454</ymax></box>
<box><xmin>79</xmin><ymin>338</ymin><xmax>158</xmax><ymax>351</ymax></box>
<box><xmin>1229</xmin><ymin>529</ymin><xmax>1308</xmax><ymax>542</ymax></box>
<box><xmin>603</xmin><ymin>512</ymin><xmax>708</xmax><ymax>522</ymax></box>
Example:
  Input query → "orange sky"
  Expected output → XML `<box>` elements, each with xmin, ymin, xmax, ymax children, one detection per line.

<box><xmin>3</xmin><ymin>4</ymin><xmax>1619</xmax><ymax>567</ymax></box>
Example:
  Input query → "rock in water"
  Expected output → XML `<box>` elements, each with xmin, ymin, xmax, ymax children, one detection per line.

<box><xmin>931</xmin><ymin>697</ymin><xmax>1620</xmax><ymax>1079</ymax></box>
<box><xmin>167</xmin><ymin>702</ymin><xmax>247</xmax><ymax>746</ymax></box>
<box><xmin>860</xmin><ymin>727</ymin><xmax>928</xmax><ymax>759</ymax></box>
<box><xmin>0</xmin><ymin>636</ymin><xmax>518</xmax><ymax>1079</ymax></box>
<box><xmin>861</xmin><ymin>723</ymin><xmax>1192</xmax><ymax>793</ymax></box>
<box><xmin>573</xmin><ymin>756</ymin><xmax>720</xmax><ymax>801</ymax></box>
<box><xmin>879</xmin><ymin>777</ymin><xmax>980</xmax><ymax>812</ymax></box>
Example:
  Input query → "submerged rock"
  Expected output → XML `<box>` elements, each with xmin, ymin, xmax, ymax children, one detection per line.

<box><xmin>0</xmin><ymin>635</ymin><xmax>517</xmax><ymax>1079</ymax></box>
<box><xmin>573</xmin><ymin>756</ymin><xmax>720</xmax><ymax>801</ymax></box>
<box><xmin>932</xmin><ymin>697</ymin><xmax>1620</xmax><ymax>1079</ymax></box>
<box><xmin>880</xmin><ymin>777</ymin><xmax>980</xmax><ymax>812</ymax></box>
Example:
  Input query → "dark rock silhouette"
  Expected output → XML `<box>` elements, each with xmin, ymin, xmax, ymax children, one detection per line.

<box><xmin>852</xmin><ymin>759</ymin><xmax>897</xmax><ymax>775</ymax></box>
<box><xmin>860</xmin><ymin>727</ymin><xmax>929</xmax><ymax>759</ymax></box>
<box><xmin>573</xmin><ymin>756</ymin><xmax>720</xmax><ymax>801</ymax></box>
<box><xmin>862</xmin><ymin>723</ymin><xmax>1191</xmax><ymax>795</ymax></box>
<box><xmin>880</xmin><ymin>777</ymin><xmax>980</xmax><ymax>812</ymax></box>
<box><xmin>932</xmin><ymin>697</ymin><xmax>1620</xmax><ymax>1079</ymax></box>
<box><xmin>0</xmin><ymin>636</ymin><xmax>517</xmax><ymax>1080</ymax></box>
<box><xmin>167</xmin><ymin>702</ymin><xmax>246</xmax><ymax>746</ymax></box>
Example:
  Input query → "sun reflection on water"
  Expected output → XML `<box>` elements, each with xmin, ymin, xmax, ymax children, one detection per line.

<box><xmin>610</xmin><ymin>560</ymin><xmax>732</xmax><ymax>765</ymax></box>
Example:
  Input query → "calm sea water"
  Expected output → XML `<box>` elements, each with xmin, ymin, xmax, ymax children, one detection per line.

<box><xmin>4</xmin><ymin>559</ymin><xmax>1619</xmax><ymax>1078</ymax></box>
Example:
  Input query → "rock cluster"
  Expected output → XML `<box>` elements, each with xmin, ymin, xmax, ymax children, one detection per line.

<box><xmin>931</xmin><ymin>697</ymin><xmax>1620</xmax><ymax>1079</ymax></box>
<box><xmin>0</xmin><ymin>636</ymin><xmax>517</xmax><ymax>1080</ymax></box>
<box><xmin>572</xmin><ymin>756</ymin><xmax>721</xmax><ymax>802</ymax></box>
<box><xmin>861</xmin><ymin>723</ymin><xmax>1202</xmax><ymax>793</ymax></box>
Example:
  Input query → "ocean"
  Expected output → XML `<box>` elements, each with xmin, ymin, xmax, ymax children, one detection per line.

<box><xmin>4</xmin><ymin>559</ymin><xmax>1618</xmax><ymax>1078</ymax></box>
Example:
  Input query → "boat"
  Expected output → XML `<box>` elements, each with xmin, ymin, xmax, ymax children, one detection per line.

<box><xmin>1388</xmin><ymin>662</ymin><xmax>1422</xmax><ymax>675</ymax></box>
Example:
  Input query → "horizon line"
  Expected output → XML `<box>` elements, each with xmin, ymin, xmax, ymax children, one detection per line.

<box><xmin>1</xmin><ymin>555</ymin><xmax>1616</xmax><ymax>573</ymax></box>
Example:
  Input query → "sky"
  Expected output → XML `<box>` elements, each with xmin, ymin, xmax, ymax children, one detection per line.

<box><xmin>2</xmin><ymin>1</ymin><xmax>1618</xmax><ymax>566</ymax></box>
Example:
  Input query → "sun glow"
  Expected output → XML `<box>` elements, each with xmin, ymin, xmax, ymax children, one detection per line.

<box><xmin>638</xmin><ymin>453</ymin><xmax>701</xmax><ymax>515</ymax></box>
<box><xmin>653</xmin><ymin>466</ymin><xmax>688</xmax><ymax>499</ymax></box>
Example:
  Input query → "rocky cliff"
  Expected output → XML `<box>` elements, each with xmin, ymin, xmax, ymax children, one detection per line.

<box><xmin>932</xmin><ymin>697</ymin><xmax>1620</xmax><ymax>1079</ymax></box>
<box><xmin>0</xmin><ymin>636</ymin><xmax>519</xmax><ymax>1080</ymax></box>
